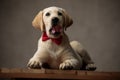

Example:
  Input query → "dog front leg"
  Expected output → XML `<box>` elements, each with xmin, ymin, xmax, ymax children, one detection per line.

<box><xmin>59</xmin><ymin>58</ymin><xmax>80</xmax><ymax>70</ymax></box>
<box><xmin>27</xmin><ymin>57</ymin><xmax>42</xmax><ymax>69</ymax></box>
<box><xmin>27</xmin><ymin>50</ymin><xmax>48</xmax><ymax>69</ymax></box>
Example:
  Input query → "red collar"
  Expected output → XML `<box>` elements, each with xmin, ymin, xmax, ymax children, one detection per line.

<box><xmin>42</xmin><ymin>32</ymin><xmax>62</xmax><ymax>45</ymax></box>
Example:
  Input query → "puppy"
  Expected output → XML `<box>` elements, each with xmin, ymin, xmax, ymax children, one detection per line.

<box><xmin>27</xmin><ymin>6</ymin><xmax>96</xmax><ymax>70</ymax></box>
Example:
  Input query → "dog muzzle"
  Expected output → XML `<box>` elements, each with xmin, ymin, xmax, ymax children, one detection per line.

<box><xmin>50</xmin><ymin>25</ymin><xmax>62</xmax><ymax>36</ymax></box>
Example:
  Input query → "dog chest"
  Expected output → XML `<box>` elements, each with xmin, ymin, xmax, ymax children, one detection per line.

<box><xmin>39</xmin><ymin>39</ymin><xmax>63</xmax><ymax>58</ymax></box>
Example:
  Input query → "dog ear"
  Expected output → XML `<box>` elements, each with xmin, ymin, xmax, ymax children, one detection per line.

<box><xmin>32</xmin><ymin>11</ymin><xmax>45</xmax><ymax>31</ymax></box>
<box><xmin>62</xmin><ymin>9</ymin><xmax>73</xmax><ymax>30</ymax></box>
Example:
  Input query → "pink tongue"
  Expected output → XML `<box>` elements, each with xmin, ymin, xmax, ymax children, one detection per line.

<box><xmin>51</xmin><ymin>26</ymin><xmax>62</xmax><ymax>34</ymax></box>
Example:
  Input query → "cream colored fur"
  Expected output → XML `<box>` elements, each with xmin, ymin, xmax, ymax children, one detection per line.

<box><xmin>27</xmin><ymin>6</ymin><xmax>96</xmax><ymax>70</ymax></box>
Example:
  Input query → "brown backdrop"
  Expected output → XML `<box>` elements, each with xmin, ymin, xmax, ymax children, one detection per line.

<box><xmin>0</xmin><ymin>0</ymin><xmax>120</xmax><ymax>71</ymax></box>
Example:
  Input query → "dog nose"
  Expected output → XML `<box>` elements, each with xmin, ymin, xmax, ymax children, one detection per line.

<box><xmin>52</xmin><ymin>17</ymin><xmax>59</xmax><ymax>26</ymax></box>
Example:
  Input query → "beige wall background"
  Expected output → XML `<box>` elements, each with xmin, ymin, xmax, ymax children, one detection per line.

<box><xmin>0</xmin><ymin>0</ymin><xmax>120</xmax><ymax>71</ymax></box>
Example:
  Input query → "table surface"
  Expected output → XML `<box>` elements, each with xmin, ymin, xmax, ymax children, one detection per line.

<box><xmin>0</xmin><ymin>68</ymin><xmax>120</xmax><ymax>79</ymax></box>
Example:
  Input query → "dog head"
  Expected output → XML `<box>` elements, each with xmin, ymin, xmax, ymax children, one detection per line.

<box><xmin>32</xmin><ymin>6</ymin><xmax>73</xmax><ymax>38</ymax></box>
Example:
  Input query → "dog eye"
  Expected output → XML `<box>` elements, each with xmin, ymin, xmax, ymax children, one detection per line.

<box><xmin>46</xmin><ymin>12</ymin><xmax>50</xmax><ymax>16</ymax></box>
<box><xmin>58</xmin><ymin>12</ymin><xmax>62</xmax><ymax>16</ymax></box>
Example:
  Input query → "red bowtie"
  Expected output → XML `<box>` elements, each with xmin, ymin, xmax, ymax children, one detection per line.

<box><xmin>42</xmin><ymin>32</ymin><xmax>62</xmax><ymax>45</ymax></box>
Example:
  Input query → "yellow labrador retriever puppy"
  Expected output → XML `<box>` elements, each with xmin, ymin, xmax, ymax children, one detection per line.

<box><xmin>27</xmin><ymin>6</ymin><xmax>96</xmax><ymax>70</ymax></box>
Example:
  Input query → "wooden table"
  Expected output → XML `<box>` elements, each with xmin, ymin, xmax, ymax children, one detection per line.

<box><xmin>0</xmin><ymin>68</ymin><xmax>120</xmax><ymax>80</ymax></box>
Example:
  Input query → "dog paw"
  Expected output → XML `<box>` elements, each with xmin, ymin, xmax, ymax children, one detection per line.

<box><xmin>86</xmin><ymin>63</ymin><xmax>96</xmax><ymax>71</ymax></box>
<box><xmin>59</xmin><ymin>60</ymin><xmax>74</xmax><ymax>70</ymax></box>
<box><xmin>27</xmin><ymin>57</ymin><xmax>42</xmax><ymax>69</ymax></box>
